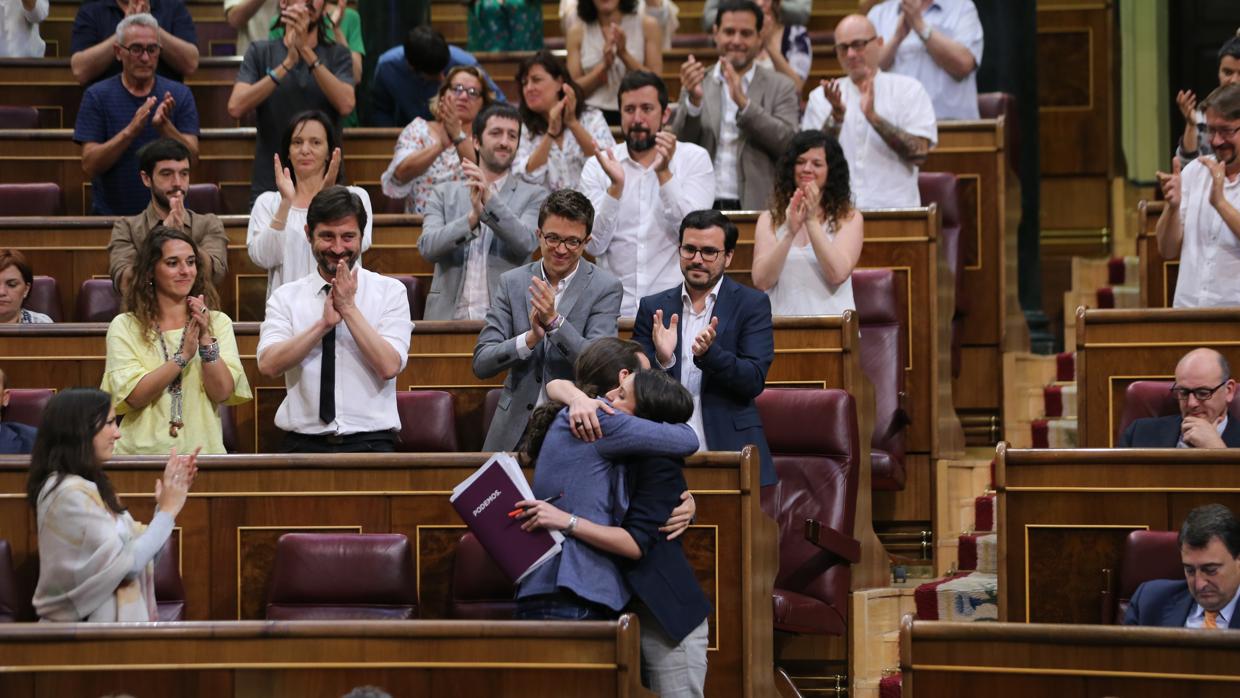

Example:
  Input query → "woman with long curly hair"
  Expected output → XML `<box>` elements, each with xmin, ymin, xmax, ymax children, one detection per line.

<box><xmin>752</xmin><ymin>130</ymin><xmax>863</xmax><ymax>315</ymax></box>
<box><xmin>28</xmin><ymin>388</ymin><xmax>198</xmax><ymax>621</ymax></box>
<box><xmin>102</xmin><ymin>227</ymin><xmax>251</xmax><ymax>455</ymax></box>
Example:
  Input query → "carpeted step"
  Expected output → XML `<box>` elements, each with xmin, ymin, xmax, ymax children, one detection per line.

<box><xmin>1107</xmin><ymin>255</ymin><xmax>1140</xmax><ymax>286</ymax></box>
<box><xmin>957</xmin><ymin>533</ymin><xmax>998</xmax><ymax>574</ymax></box>
<box><xmin>974</xmin><ymin>494</ymin><xmax>996</xmax><ymax>533</ymax></box>
<box><xmin>914</xmin><ymin>572</ymin><xmax>999</xmax><ymax>622</ymax></box>
<box><xmin>1095</xmin><ymin>286</ymin><xmax>1141</xmax><ymax>310</ymax></box>
<box><xmin>879</xmin><ymin>673</ymin><xmax>902</xmax><ymax>698</ymax></box>
<box><xmin>1042</xmin><ymin>382</ymin><xmax>1077</xmax><ymax>417</ymax></box>
<box><xmin>1030</xmin><ymin>417</ymin><xmax>1077</xmax><ymax>448</ymax></box>
<box><xmin>1056</xmin><ymin>352</ymin><xmax>1075</xmax><ymax>382</ymax></box>
<box><xmin>914</xmin><ymin>573</ymin><xmax>969</xmax><ymax>620</ymax></box>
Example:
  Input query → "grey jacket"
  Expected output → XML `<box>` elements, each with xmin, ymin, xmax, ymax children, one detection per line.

<box><xmin>417</xmin><ymin>176</ymin><xmax>548</xmax><ymax>320</ymax></box>
<box><xmin>669</xmin><ymin>63</ymin><xmax>800</xmax><ymax>210</ymax></box>
<box><xmin>473</xmin><ymin>260</ymin><xmax>624</xmax><ymax>451</ymax></box>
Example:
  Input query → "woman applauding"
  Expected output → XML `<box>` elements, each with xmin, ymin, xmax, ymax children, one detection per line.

<box><xmin>102</xmin><ymin>228</ymin><xmax>251</xmax><ymax>455</ymax></box>
<box><xmin>752</xmin><ymin>130</ymin><xmax>863</xmax><ymax>316</ymax></box>
<box><xmin>29</xmin><ymin>388</ymin><xmax>199</xmax><ymax>622</ymax></box>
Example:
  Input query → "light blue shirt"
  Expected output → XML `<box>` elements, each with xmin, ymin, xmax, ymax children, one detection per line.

<box><xmin>1186</xmin><ymin>585</ymin><xmax>1240</xmax><ymax>628</ymax></box>
<box><xmin>867</xmin><ymin>0</ymin><xmax>984</xmax><ymax>120</ymax></box>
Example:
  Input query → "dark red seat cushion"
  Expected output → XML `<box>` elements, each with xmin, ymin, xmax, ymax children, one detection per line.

<box><xmin>448</xmin><ymin>533</ymin><xmax>517</xmax><ymax>619</ymax></box>
<box><xmin>75</xmin><ymin>278</ymin><xmax>122</xmax><ymax>322</ymax></box>
<box><xmin>24</xmin><ymin>276</ymin><xmax>61</xmax><ymax>321</ymax></box>
<box><xmin>4</xmin><ymin>388</ymin><xmax>53</xmax><ymax>428</ymax></box>
<box><xmin>0</xmin><ymin>183</ymin><xmax>61</xmax><ymax>216</ymax></box>
<box><xmin>1114</xmin><ymin>530</ymin><xmax>1181</xmax><ymax>624</ymax></box>
<box><xmin>266</xmin><ymin>533</ymin><xmax>417</xmax><ymax>620</ymax></box>
<box><xmin>395</xmin><ymin>390</ymin><xmax>459</xmax><ymax>452</ymax></box>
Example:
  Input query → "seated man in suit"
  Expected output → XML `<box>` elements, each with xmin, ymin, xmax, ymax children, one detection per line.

<box><xmin>632</xmin><ymin>209</ymin><xmax>776</xmax><ymax>487</ymax></box>
<box><xmin>473</xmin><ymin>189</ymin><xmax>623</xmax><ymax>451</ymax></box>
<box><xmin>419</xmin><ymin>103</ymin><xmax>548</xmax><ymax>320</ymax></box>
<box><xmin>1126</xmin><ymin>503</ymin><xmax>1240</xmax><ymax>629</ymax></box>
<box><xmin>0</xmin><ymin>368</ymin><xmax>37</xmax><ymax>455</ymax></box>
<box><xmin>1118</xmin><ymin>347</ymin><xmax>1240</xmax><ymax>448</ymax></box>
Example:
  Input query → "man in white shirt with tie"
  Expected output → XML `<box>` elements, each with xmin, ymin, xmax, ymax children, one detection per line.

<box><xmin>1125</xmin><ymin>503</ymin><xmax>1240</xmax><ymax>629</ymax></box>
<box><xmin>669</xmin><ymin>0</ymin><xmax>799</xmax><ymax>211</ymax></box>
<box><xmin>580</xmin><ymin>71</ymin><xmax>715</xmax><ymax>318</ymax></box>
<box><xmin>257</xmin><ymin>186</ymin><xmax>413</xmax><ymax>452</ymax></box>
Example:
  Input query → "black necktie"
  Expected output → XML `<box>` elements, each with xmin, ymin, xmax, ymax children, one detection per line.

<box><xmin>320</xmin><ymin>284</ymin><xmax>336</xmax><ymax>424</ymax></box>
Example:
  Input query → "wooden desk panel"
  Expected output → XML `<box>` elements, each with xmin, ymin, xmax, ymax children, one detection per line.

<box><xmin>0</xmin><ymin>619</ymin><xmax>655</xmax><ymax>697</ymax></box>
<box><xmin>996</xmin><ymin>446</ymin><xmax>1240</xmax><ymax>624</ymax></box>
<box><xmin>1074</xmin><ymin>308</ymin><xmax>1240</xmax><ymax>448</ymax></box>
<box><xmin>0</xmin><ymin>450</ymin><xmax>777</xmax><ymax>698</ymax></box>
<box><xmin>1136</xmin><ymin>200</ymin><xmax>1177</xmax><ymax>308</ymax></box>
<box><xmin>902</xmin><ymin>617</ymin><xmax>1240</xmax><ymax>697</ymax></box>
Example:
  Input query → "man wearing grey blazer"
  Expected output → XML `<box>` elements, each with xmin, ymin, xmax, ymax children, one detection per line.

<box><xmin>670</xmin><ymin>0</ymin><xmax>800</xmax><ymax>211</ymax></box>
<box><xmin>419</xmin><ymin>103</ymin><xmax>548</xmax><ymax>320</ymax></box>
<box><xmin>473</xmin><ymin>190</ymin><xmax>624</xmax><ymax>451</ymax></box>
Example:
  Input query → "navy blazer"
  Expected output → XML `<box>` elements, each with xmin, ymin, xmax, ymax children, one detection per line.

<box><xmin>619</xmin><ymin>455</ymin><xmax>712</xmax><ymax>644</ymax></box>
<box><xmin>1124</xmin><ymin>578</ymin><xmax>1240</xmax><ymax>628</ymax></box>
<box><xmin>1118</xmin><ymin>415</ymin><xmax>1240</xmax><ymax>448</ymax></box>
<box><xmin>632</xmin><ymin>276</ymin><xmax>776</xmax><ymax>486</ymax></box>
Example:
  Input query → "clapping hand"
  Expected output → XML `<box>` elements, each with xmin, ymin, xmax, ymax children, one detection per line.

<box><xmin>820</xmin><ymin>78</ymin><xmax>845</xmax><ymax>121</ymax></box>
<box><xmin>274</xmin><ymin>153</ymin><xmax>296</xmax><ymax>202</ymax></box>
<box><xmin>435</xmin><ymin>94</ymin><xmax>463</xmax><ymax>142</ymax></box>
<box><xmin>187</xmin><ymin>294</ymin><xmax>211</xmax><ymax>343</ymax></box>
<box><xmin>330</xmin><ymin>256</ymin><xmax>358</xmax><ymax>313</ymax></box>
<box><xmin>124</xmin><ymin>0</ymin><xmax>150</xmax><ymax>16</ymax></box>
<box><xmin>651</xmin><ymin>308</ymin><xmax>679</xmax><ymax>366</ymax></box>
<box><xmin>594</xmin><ymin>145</ymin><xmax>626</xmax><ymax>192</ymax></box>
<box><xmin>720</xmin><ymin>59</ymin><xmax>748</xmax><ymax>110</ymax></box>
<box><xmin>1155</xmin><ymin>158</ymin><xmax>1182</xmax><ymax>208</ymax></box>
<box><xmin>126</xmin><ymin>96</ymin><xmax>157</xmax><ymax>138</ymax></box>
<box><xmin>785</xmin><ymin>187</ymin><xmax>807</xmax><ymax>234</ymax></box>
<box><xmin>652</xmin><ymin>131</ymin><xmax>677</xmax><ymax>174</ymax></box>
<box><xmin>155</xmin><ymin>446</ymin><xmax>200</xmax><ymax>516</ymax></box>
<box><xmin>1176</xmin><ymin>89</ymin><xmax>1198</xmax><ymax>121</ymax></box>
<box><xmin>680</xmin><ymin>54</ymin><xmax>706</xmax><ymax>107</ymax></box>
<box><xmin>858</xmin><ymin>70</ymin><xmax>876</xmax><ymax>121</ymax></box>
<box><xmin>162</xmin><ymin>189</ymin><xmax>188</xmax><ymax>229</ymax></box>
<box><xmin>1199</xmin><ymin>155</ymin><xmax>1228</xmax><ymax>208</ymax></box>
<box><xmin>329</xmin><ymin>0</ymin><xmax>347</xmax><ymax>28</ymax></box>
<box><xmin>151</xmin><ymin>91</ymin><xmax>176</xmax><ymax>132</ymax></box>
<box><xmin>691</xmin><ymin>317</ymin><xmax>718</xmax><ymax>357</ymax></box>
<box><xmin>529</xmin><ymin>276</ymin><xmax>557</xmax><ymax>327</ymax></box>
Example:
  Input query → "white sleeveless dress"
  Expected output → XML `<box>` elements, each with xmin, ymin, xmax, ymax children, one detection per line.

<box><xmin>579</xmin><ymin>13</ymin><xmax>646</xmax><ymax>112</ymax></box>
<box><xmin>765</xmin><ymin>222</ymin><xmax>856</xmax><ymax>316</ymax></box>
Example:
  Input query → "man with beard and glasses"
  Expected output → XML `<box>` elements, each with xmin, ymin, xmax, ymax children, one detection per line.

<box><xmin>108</xmin><ymin>138</ymin><xmax>228</xmax><ymax>293</ymax></box>
<box><xmin>420</xmin><ymin>103</ymin><xmax>548</xmax><ymax>320</ymax></box>
<box><xmin>257</xmin><ymin>186</ymin><xmax>412</xmax><ymax>453</ymax></box>
<box><xmin>580</xmin><ymin>71</ymin><xmax>715</xmax><ymax>317</ymax></box>
<box><xmin>1157</xmin><ymin>83</ymin><xmax>1240</xmax><ymax>308</ymax></box>
<box><xmin>632</xmin><ymin>209</ymin><xmax>776</xmax><ymax>487</ymax></box>
<box><xmin>670</xmin><ymin>0</ymin><xmax>798</xmax><ymax>211</ymax></box>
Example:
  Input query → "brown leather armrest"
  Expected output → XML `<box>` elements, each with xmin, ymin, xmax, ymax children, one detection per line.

<box><xmin>804</xmin><ymin>518</ymin><xmax>861</xmax><ymax>563</ymax></box>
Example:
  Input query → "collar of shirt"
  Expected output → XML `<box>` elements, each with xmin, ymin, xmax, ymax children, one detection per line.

<box><xmin>711</xmin><ymin>61</ymin><xmax>756</xmax><ymax>92</ymax></box>
<box><xmin>1188</xmin><ymin>586</ymin><xmax>1240</xmax><ymax>628</ymax></box>
<box><xmin>680</xmin><ymin>274</ymin><xmax>725</xmax><ymax>315</ymax></box>
<box><xmin>487</xmin><ymin>172</ymin><xmax>509</xmax><ymax>196</ymax></box>
<box><xmin>539</xmin><ymin>258</ymin><xmax>582</xmax><ymax>297</ymax></box>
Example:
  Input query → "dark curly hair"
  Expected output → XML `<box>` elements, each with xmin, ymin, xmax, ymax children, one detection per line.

<box><xmin>577</xmin><ymin>0</ymin><xmax>638</xmax><ymax>23</ymax></box>
<box><xmin>516</xmin><ymin>50</ymin><xmax>587</xmax><ymax>136</ymax></box>
<box><xmin>769</xmin><ymin>130</ymin><xmax>853</xmax><ymax>229</ymax></box>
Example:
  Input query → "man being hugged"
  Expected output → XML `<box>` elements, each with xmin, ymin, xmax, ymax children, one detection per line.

<box><xmin>257</xmin><ymin>186</ymin><xmax>412</xmax><ymax>453</ymax></box>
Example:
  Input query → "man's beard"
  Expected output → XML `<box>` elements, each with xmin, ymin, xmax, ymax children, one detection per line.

<box><xmin>480</xmin><ymin>147</ymin><xmax>513</xmax><ymax>173</ymax></box>
<box><xmin>153</xmin><ymin>187</ymin><xmax>184</xmax><ymax>211</ymax></box>
<box><xmin>318</xmin><ymin>252</ymin><xmax>355</xmax><ymax>277</ymax></box>
<box><xmin>625</xmin><ymin>126</ymin><xmax>657</xmax><ymax>153</ymax></box>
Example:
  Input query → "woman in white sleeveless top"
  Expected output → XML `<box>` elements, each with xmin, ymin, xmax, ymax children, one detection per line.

<box><xmin>753</xmin><ymin>130</ymin><xmax>863</xmax><ymax>316</ymax></box>
<box><xmin>566</xmin><ymin>0</ymin><xmax>662</xmax><ymax>124</ymax></box>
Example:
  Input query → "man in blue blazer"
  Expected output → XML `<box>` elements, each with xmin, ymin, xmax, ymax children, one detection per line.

<box><xmin>1118</xmin><ymin>348</ymin><xmax>1240</xmax><ymax>448</ymax></box>
<box><xmin>632</xmin><ymin>209</ymin><xmax>776</xmax><ymax>487</ymax></box>
<box><xmin>1125</xmin><ymin>504</ymin><xmax>1240</xmax><ymax>628</ymax></box>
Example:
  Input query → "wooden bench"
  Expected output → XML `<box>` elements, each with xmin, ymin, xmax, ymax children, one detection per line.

<box><xmin>0</xmin><ymin>449</ymin><xmax>777</xmax><ymax>697</ymax></box>
<box><xmin>1136</xmin><ymin>200</ymin><xmax>1176</xmax><ymax>308</ymax></box>
<box><xmin>1074</xmin><ymin>307</ymin><xmax>1240</xmax><ymax>448</ymax></box>
<box><xmin>901</xmin><ymin>617</ymin><xmax>1240</xmax><ymax>695</ymax></box>
<box><xmin>996</xmin><ymin>445</ymin><xmax>1240</xmax><ymax>624</ymax></box>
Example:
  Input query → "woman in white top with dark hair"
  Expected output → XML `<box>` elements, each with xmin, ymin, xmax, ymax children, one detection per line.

<box><xmin>752</xmin><ymin>130</ymin><xmax>863</xmax><ymax>316</ymax></box>
<box><xmin>566</xmin><ymin>0</ymin><xmax>662</xmax><ymax>125</ymax></box>
<box><xmin>247</xmin><ymin>109</ymin><xmax>373</xmax><ymax>296</ymax></box>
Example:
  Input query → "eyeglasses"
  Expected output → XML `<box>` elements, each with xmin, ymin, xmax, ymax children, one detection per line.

<box><xmin>1206</xmin><ymin>124</ymin><xmax>1240</xmax><ymax>140</ymax></box>
<box><xmin>1170</xmin><ymin>381</ymin><xmax>1229</xmax><ymax>402</ymax></box>
<box><xmin>835</xmin><ymin>36</ymin><xmax>877</xmax><ymax>54</ymax></box>
<box><xmin>121</xmin><ymin>43</ymin><xmax>161</xmax><ymax>57</ymax></box>
<box><xmin>540</xmin><ymin>232</ymin><xmax>587</xmax><ymax>251</ymax></box>
<box><xmin>450</xmin><ymin>84</ymin><xmax>484</xmax><ymax>100</ymax></box>
<box><xmin>679</xmin><ymin>244</ymin><xmax>723</xmax><ymax>262</ymax></box>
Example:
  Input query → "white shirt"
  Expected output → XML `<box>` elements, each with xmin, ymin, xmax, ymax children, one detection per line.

<box><xmin>455</xmin><ymin>174</ymin><xmax>508</xmax><ymax>320</ymax></box>
<box><xmin>1185</xmin><ymin>586</ymin><xmax>1240</xmax><ymax>629</ymax></box>
<box><xmin>223</xmin><ymin>0</ymin><xmax>279</xmax><ymax>55</ymax></box>
<box><xmin>514</xmin><ymin>260</ymin><xmax>583</xmax><ymax>404</ymax></box>
<box><xmin>513</xmin><ymin>108</ymin><xmax>617</xmax><ymax>192</ymax></box>
<box><xmin>581</xmin><ymin>142</ymin><xmax>715</xmax><ymax>316</ymax></box>
<box><xmin>0</xmin><ymin>0</ymin><xmax>47</xmax><ymax>58</ymax></box>
<box><xmin>257</xmin><ymin>267</ymin><xmax>413</xmax><ymax>435</ymax></box>
<box><xmin>686</xmin><ymin>61</ymin><xmax>756</xmax><ymax>200</ymax></box>
<box><xmin>1172</xmin><ymin>161</ymin><xmax>1240</xmax><ymax>308</ymax></box>
<box><xmin>247</xmin><ymin>187</ymin><xmax>375</xmax><ymax>297</ymax></box>
<box><xmin>867</xmin><ymin>0</ymin><xmax>983</xmax><ymax>121</ymax></box>
<box><xmin>659</xmin><ymin>277</ymin><xmax>724</xmax><ymax>452</ymax></box>
<box><xmin>802</xmin><ymin>70</ymin><xmax>938</xmax><ymax>209</ymax></box>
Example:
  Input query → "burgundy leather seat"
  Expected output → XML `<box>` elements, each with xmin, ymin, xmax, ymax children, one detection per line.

<box><xmin>852</xmin><ymin>269</ymin><xmax>909</xmax><ymax>490</ymax></box>
<box><xmin>75</xmin><ymin>279</ymin><xmax>122</xmax><ymax>322</ymax></box>
<box><xmin>0</xmin><ymin>183</ymin><xmax>61</xmax><ymax>216</ymax></box>
<box><xmin>154</xmin><ymin>537</ymin><xmax>186</xmax><ymax>621</ymax></box>
<box><xmin>0</xmin><ymin>540</ymin><xmax>26</xmax><ymax>622</ymax></box>
<box><xmin>265</xmin><ymin>533</ymin><xmax>417</xmax><ymax>620</ymax></box>
<box><xmin>918</xmin><ymin>172</ymin><xmax>966</xmax><ymax>379</ymax></box>
<box><xmin>756</xmin><ymin>388</ymin><xmax>862</xmax><ymax>637</ymax></box>
<box><xmin>4</xmin><ymin>388</ymin><xmax>52</xmax><ymax>427</ymax></box>
<box><xmin>391</xmin><ymin>274</ymin><xmax>427</xmax><ymax>322</ymax></box>
<box><xmin>1117</xmin><ymin>380</ymin><xmax>1240</xmax><ymax>444</ymax></box>
<box><xmin>448</xmin><ymin>533</ymin><xmax>517</xmax><ymax>619</ymax></box>
<box><xmin>0</xmin><ymin>106</ymin><xmax>39</xmax><ymax>129</ymax></box>
<box><xmin>24</xmin><ymin>276</ymin><xmax>62</xmax><ymax>322</ymax></box>
<box><xmin>395</xmin><ymin>390</ymin><xmax>459</xmax><ymax>452</ymax></box>
<box><xmin>1107</xmin><ymin>530</ymin><xmax>1181</xmax><ymax>624</ymax></box>
<box><xmin>186</xmin><ymin>183</ymin><xmax>225</xmax><ymax>215</ymax></box>
<box><xmin>977</xmin><ymin>92</ymin><xmax>1020</xmax><ymax>176</ymax></box>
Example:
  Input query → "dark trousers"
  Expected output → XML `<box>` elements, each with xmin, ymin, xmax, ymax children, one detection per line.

<box><xmin>712</xmin><ymin>198</ymin><xmax>742</xmax><ymax>211</ymax></box>
<box><xmin>514</xmin><ymin>592</ymin><xmax>617</xmax><ymax>621</ymax></box>
<box><xmin>280</xmin><ymin>430</ymin><xmax>397</xmax><ymax>453</ymax></box>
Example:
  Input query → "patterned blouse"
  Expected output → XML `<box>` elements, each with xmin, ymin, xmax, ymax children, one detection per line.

<box><xmin>513</xmin><ymin>108</ymin><xmax>617</xmax><ymax>192</ymax></box>
<box><xmin>380</xmin><ymin>118</ymin><xmax>467</xmax><ymax>215</ymax></box>
<box><xmin>20</xmin><ymin>308</ymin><xmax>52</xmax><ymax>324</ymax></box>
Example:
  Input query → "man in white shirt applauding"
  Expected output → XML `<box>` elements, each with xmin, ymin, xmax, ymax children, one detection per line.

<box><xmin>1157</xmin><ymin>83</ymin><xmax>1240</xmax><ymax>309</ymax></box>
<box><xmin>257</xmin><ymin>186</ymin><xmax>413</xmax><ymax>453</ymax></box>
<box><xmin>580</xmin><ymin>71</ymin><xmax>715</xmax><ymax>318</ymax></box>
<box><xmin>867</xmin><ymin>0</ymin><xmax>983</xmax><ymax>121</ymax></box>
<box><xmin>802</xmin><ymin>13</ymin><xmax>936</xmax><ymax>209</ymax></box>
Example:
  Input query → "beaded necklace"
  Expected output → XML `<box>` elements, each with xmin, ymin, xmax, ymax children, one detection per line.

<box><xmin>155</xmin><ymin>317</ymin><xmax>191</xmax><ymax>437</ymax></box>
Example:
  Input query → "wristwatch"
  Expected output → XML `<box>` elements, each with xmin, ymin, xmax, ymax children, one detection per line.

<box><xmin>451</xmin><ymin>130</ymin><xmax>468</xmax><ymax>145</ymax></box>
<box><xmin>564</xmin><ymin>515</ymin><xmax>578</xmax><ymax>537</ymax></box>
<box><xmin>917</xmin><ymin>25</ymin><xmax>933</xmax><ymax>42</ymax></box>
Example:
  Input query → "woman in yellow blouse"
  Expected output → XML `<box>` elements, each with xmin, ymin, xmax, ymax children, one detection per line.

<box><xmin>102</xmin><ymin>227</ymin><xmax>251</xmax><ymax>455</ymax></box>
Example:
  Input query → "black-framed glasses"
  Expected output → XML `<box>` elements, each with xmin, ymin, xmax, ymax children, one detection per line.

<box><xmin>679</xmin><ymin>244</ymin><xmax>722</xmax><ymax>262</ymax></box>
<box><xmin>121</xmin><ymin>43</ymin><xmax>161</xmax><ymax>57</ymax></box>
<box><xmin>450</xmin><ymin>84</ymin><xmax>484</xmax><ymax>100</ymax></box>
<box><xmin>540</xmin><ymin>232</ymin><xmax>586</xmax><ymax>251</ymax></box>
<box><xmin>835</xmin><ymin>36</ymin><xmax>877</xmax><ymax>54</ymax></box>
<box><xmin>1206</xmin><ymin>124</ymin><xmax>1240</xmax><ymax>140</ymax></box>
<box><xmin>1171</xmin><ymin>381</ymin><xmax>1229</xmax><ymax>402</ymax></box>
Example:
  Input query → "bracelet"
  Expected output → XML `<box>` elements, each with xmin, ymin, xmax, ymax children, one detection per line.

<box><xmin>171</xmin><ymin>352</ymin><xmax>189</xmax><ymax>370</ymax></box>
<box><xmin>540</xmin><ymin>314</ymin><xmax>563</xmax><ymax>333</ymax></box>
<box><xmin>308</xmin><ymin>58</ymin><xmax>321</xmax><ymax>71</ymax></box>
<box><xmin>547</xmin><ymin>129</ymin><xmax>563</xmax><ymax>138</ymax></box>
<box><xmin>266</xmin><ymin>68</ymin><xmax>282</xmax><ymax>86</ymax></box>
<box><xmin>198</xmin><ymin>339</ymin><xmax>220</xmax><ymax>364</ymax></box>
<box><xmin>564</xmin><ymin>515</ymin><xmax>578</xmax><ymax>537</ymax></box>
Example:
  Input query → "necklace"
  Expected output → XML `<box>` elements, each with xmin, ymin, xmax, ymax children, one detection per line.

<box><xmin>155</xmin><ymin>317</ymin><xmax>191</xmax><ymax>437</ymax></box>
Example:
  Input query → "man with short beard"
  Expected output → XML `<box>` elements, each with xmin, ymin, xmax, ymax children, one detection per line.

<box><xmin>1157</xmin><ymin>83</ymin><xmax>1240</xmax><ymax>308</ymax></box>
<box><xmin>108</xmin><ymin>137</ymin><xmax>227</xmax><ymax>293</ymax></box>
<box><xmin>420</xmin><ymin>103</ymin><xmax>547</xmax><ymax>320</ymax></box>
<box><xmin>580</xmin><ymin>71</ymin><xmax>715</xmax><ymax>317</ymax></box>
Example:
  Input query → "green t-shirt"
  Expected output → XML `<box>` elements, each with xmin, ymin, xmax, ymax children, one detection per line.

<box><xmin>270</xmin><ymin>9</ymin><xmax>364</xmax><ymax>126</ymax></box>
